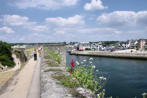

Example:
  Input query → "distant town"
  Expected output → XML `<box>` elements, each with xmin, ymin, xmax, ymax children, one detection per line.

<box><xmin>11</xmin><ymin>39</ymin><xmax>147</xmax><ymax>53</ymax></box>
<box><xmin>67</xmin><ymin>39</ymin><xmax>147</xmax><ymax>53</ymax></box>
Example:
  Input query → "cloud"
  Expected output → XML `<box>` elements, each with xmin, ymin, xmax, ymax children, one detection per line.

<box><xmin>1</xmin><ymin>15</ymin><xmax>48</xmax><ymax>32</ymax></box>
<box><xmin>97</xmin><ymin>11</ymin><xmax>147</xmax><ymax>27</ymax></box>
<box><xmin>84</xmin><ymin>0</ymin><xmax>107</xmax><ymax>11</ymax></box>
<box><xmin>26</xmin><ymin>25</ymin><xmax>49</xmax><ymax>32</ymax></box>
<box><xmin>2</xmin><ymin>15</ymin><xmax>32</xmax><ymax>26</ymax></box>
<box><xmin>45</xmin><ymin>15</ymin><xmax>85</xmax><ymax>27</ymax></box>
<box><xmin>45</xmin><ymin>15</ymin><xmax>85</xmax><ymax>35</ymax></box>
<box><xmin>0</xmin><ymin>26</ymin><xmax>15</xmax><ymax>34</ymax></box>
<box><xmin>14</xmin><ymin>0</ymin><xmax>78</xmax><ymax>10</ymax></box>
<box><xmin>137</xmin><ymin>11</ymin><xmax>147</xmax><ymax>25</ymax></box>
<box><xmin>79</xmin><ymin>27</ymin><xmax>122</xmax><ymax>34</ymax></box>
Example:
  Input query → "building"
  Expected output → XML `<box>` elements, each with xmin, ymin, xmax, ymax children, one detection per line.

<box><xmin>77</xmin><ymin>42</ymin><xmax>91</xmax><ymax>51</ymax></box>
<box><xmin>139</xmin><ymin>39</ymin><xmax>147</xmax><ymax>51</ymax></box>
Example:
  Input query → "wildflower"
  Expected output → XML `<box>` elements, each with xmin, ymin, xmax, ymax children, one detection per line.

<box><xmin>83</xmin><ymin>59</ymin><xmax>86</xmax><ymax>62</ymax></box>
<box><xmin>89</xmin><ymin>57</ymin><xmax>93</xmax><ymax>61</ymax></box>
<box><xmin>96</xmin><ymin>70</ymin><xmax>99</xmax><ymax>72</ymax></box>
<box><xmin>142</xmin><ymin>93</ymin><xmax>147</xmax><ymax>96</ymax></box>
<box><xmin>76</xmin><ymin>61</ymin><xmax>80</xmax><ymax>66</ymax></box>
<box><xmin>89</xmin><ymin>61</ymin><xmax>92</xmax><ymax>64</ymax></box>
<box><xmin>97</xmin><ymin>94</ymin><xmax>100</xmax><ymax>98</ymax></box>
<box><xmin>92</xmin><ymin>65</ymin><xmax>95</xmax><ymax>69</ymax></box>
<box><xmin>71</xmin><ymin>59</ymin><xmax>75</xmax><ymax>68</ymax></box>
<box><xmin>71</xmin><ymin>77</ymin><xmax>77</xmax><ymax>81</ymax></box>
<box><xmin>81</xmin><ymin>61</ymin><xmax>84</xmax><ymax>64</ymax></box>
<box><xmin>99</xmin><ymin>76</ymin><xmax>106</xmax><ymax>80</ymax></box>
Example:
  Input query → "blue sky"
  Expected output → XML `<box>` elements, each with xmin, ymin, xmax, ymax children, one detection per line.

<box><xmin>0</xmin><ymin>0</ymin><xmax>147</xmax><ymax>43</ymax></box>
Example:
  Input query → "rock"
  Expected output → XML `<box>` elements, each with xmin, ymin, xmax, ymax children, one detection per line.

<box><xmin>75</xmin><ymin>87</ymin><xmax>96</xmax><ymax>98</ymax></box>
<box><xmin>40</xmin><ymin>57</ymin><xmax>74</xmax><ymax>98</ymax></box>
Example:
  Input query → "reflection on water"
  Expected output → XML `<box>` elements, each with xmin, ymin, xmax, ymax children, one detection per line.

<box><xmin>66</xmin><ymin>53</ymin><xmax>147</xmax><ymax>98</ymax></box>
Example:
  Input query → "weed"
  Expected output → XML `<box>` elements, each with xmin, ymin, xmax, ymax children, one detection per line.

<box><xmin>44</xmin><ymin>68</ymin><xmax>62</xmax><ymax>72</ymax></box>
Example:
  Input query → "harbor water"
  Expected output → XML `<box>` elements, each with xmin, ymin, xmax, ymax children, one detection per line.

<box><xmin>66</xmin><ymin>52</ymin><xmax>147</xmax><ymax>98</ymax></box>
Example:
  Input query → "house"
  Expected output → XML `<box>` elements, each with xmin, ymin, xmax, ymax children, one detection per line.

<box><xmin>139</xmin><ymin>39</ymin><xmax>147</xmax><ymax>51</ymax></box>
<box><xmin>77</xmin><ymin>42</ymin><xmax>91</xmax><ymax>51</ymax></box>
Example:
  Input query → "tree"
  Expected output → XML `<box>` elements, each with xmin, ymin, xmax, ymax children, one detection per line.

<box><xmin>0</xmin><ymin>41</ymin><xmax>15</xmax><ymax>67</ymax></box>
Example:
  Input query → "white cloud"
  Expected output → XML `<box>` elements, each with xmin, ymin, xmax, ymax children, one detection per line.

<box><xmin>14</xmin><ymin>0</ymin><xmax>78</xmax><ymax>10</ymax></box>
<box><xmin>0</xmin><ymin>26</ymin><xmax>15</xmax><ymax>34</ymax></box>
<box><xmin>27</xmin><ymin>25</ymin><xmax>49</xmax><ymax>32</ymax></box>
<box><xmin>2</xmin><ymin>15</ymin><xmax>31</xmax><ymax>26</ymax></box>
<box><xmin>84</xmin><ymin>0</ymin><xmax>107</xmax><ymax>11</ymax></box>
<box><xmin>45</xmin><ymin>15</ymin><xmax>85</xmax><ymax>27</ymax></box>
<box><xmin>97</xmin><ymin>11</ymin><xmax>147</xmax><ymax>27</ymax></box>
<box><xmin>45</xmin><ymin>15</ymin><xmax>85</xmax><ymax>35</ymax></box>
<box><xmin>79</xmin><ymin>27</ymin><xmax>122</xmax><ymax>34</ymax></box>
<box><xmin>136</xmin><ymin>11</ymin><xmax>147</xmax><ymax>25</ymax></box>
<box><xmin>1</xmin><ymin>15</ymin><xmax>49</xmax><ymax>32</ymax></box>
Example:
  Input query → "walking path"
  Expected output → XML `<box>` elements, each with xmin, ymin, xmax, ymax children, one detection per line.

<box><xmin>0</xmin><ymin>54</ymin><xmax>21</xmax><ymax>73</ymax></box>
<box><xmin>27</xmin><ymin>56</ymin><xmax>41</xmax><ymax>98</ymax></box>
<box><xmin>0</xmin><ymin>57</ymin><xmax>40</xmax><ymax>98</ymax></box>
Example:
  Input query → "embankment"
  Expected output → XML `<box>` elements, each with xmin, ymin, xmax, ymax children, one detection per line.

<box><xmin>70</xmin><ymin>51</ymin><xmax>147</xmax><ymax>59</ymax></box>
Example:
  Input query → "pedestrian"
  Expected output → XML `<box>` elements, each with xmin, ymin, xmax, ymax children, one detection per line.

<box><xmin>38</xmin><ymin>47</ymin><xmax>42</xmax><ymax>57</ymax></box>
<box><xmin>34</xmin><ymin>49</ymin><xmax>37</xmax><ymax>61</ymax></box>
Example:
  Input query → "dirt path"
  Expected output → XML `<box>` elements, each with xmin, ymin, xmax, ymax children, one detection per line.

<box><xmin>0</xmin><ymin>54</ymin><xmax>21</xmax><ymax>73</ymax></box>
<box><xmin>0</xmin><ymin>57</ymin><xmax>40</xmax><ymax>98</ymax></box>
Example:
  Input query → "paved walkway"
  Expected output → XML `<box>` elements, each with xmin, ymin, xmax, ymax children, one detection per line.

<box><xmin>0</xmin><ymin>57</ymin><xmax>40</xmax><ymax>98</ymax></box>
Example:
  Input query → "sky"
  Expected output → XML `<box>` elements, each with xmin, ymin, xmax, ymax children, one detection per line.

<box><xmin>0</xmin><ymin>0</ymin><xmax>147</xmax><ymax>43</ymax></box>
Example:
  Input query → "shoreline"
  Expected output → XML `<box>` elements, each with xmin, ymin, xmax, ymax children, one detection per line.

<box><xmin>69</xmin><ymin>51</ymin><xmax>147</xmax><ymax>60</ymax></box>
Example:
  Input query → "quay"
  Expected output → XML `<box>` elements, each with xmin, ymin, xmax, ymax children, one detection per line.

<box><xmin>69</xmin><ymin>51</ymin><xmax>147</xmax><ymax>60</ymax></box>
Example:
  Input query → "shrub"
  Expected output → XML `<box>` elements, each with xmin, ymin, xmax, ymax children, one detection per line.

<box><xmin>71</xmin><ymin>58</ymin><xmax>106</xmax><ymax>94</ymax></box>
<box><xmin>0</xmin><ymin>41</ymin><xmax>15</xmax><ymax>67</ymax></box>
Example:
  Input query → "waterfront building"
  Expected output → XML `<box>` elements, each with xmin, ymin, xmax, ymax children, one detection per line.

<box><xmin>139</xmin><ymin>39</ymin><xmax>147</xmax><ymax>51</ymax></box>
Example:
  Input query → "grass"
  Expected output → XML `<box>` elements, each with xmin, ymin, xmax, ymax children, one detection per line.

<box><xmin>21</xmin><ymin>62</ymin><xmax>26</xmax><ymax>67</ymax></box>
<box><xmin>44</xmin><ymin>47</ymin><xmax>85</xmax><ymax>97</ymax></box>
<box><xmin>44</xmin><ymin>48</ymin><xmax>60</xmax><ymax>67</ymax></box>
<box><xmin>52</xmin><ymin>73</ymin><xmax>85</xmax><ymax>97</ymax></box>
<box><xmin>44</xmin><ymin>55</ymin><xmax>51</xmax><ymax>59</ymax></box>
<box><xmin>46</xmin><ymin>60</ymin><xmax>59</xmax><ymax>67</ymax></box>
<box><xmin>0</xmin><ymin>71</ymin><xmax>15</xmax><ymax>87</ymax></box>
<box><xmin>44</xmin><ymin>68</ymin><xmax>63</xmax><ymax>72</ymax></box>
<box><xmin>51</xmin><ymin>73</ymin><xmax>80</xmax><ymax>88</ymax></box>
<box><xmin>25</xmin><ymin>48</ymin><xmax>34</xmax><ymax>57</ymax></box>
<box><xmin>45</xmin><ymin>47</ymin><xmax>61</xmax><ymax>64</ymax></box>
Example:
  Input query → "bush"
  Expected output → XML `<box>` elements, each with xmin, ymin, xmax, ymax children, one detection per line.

<box><xmin>85</xmin><ymin>48</ymin><xmax>91</xmax><ymax>50</ymax></box>
<box><xmin>0</xmin><ymin>41</ymin><xmax>15</xmax><ymax>67</ymax></box>
<box><xmin>71</xmin><ymin>58</ymin><xmax>106</xmax><ymax>94</ymax></box>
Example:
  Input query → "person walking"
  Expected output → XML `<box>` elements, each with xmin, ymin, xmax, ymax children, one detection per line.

<box><xmin>34</xmin><ymin>49</ymin><xmax>37</xmax><ymax>61</ymax></box>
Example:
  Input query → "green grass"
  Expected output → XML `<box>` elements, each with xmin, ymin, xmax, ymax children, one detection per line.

<box><xmin>45</xmin><ymin>47</ymin><xmax>61</xmax><ymax>64</ymax></box>
<box><xmin>52</xmin><ymin>74</ymin><xmax>80</xmax><ymax>88</ymax></box>
<box><xmin>25</xmin><ymin>48</ymin><xmax>34</xmax><ymax>57</ymax></box>
<box><xmin>46</xmin><ymin>60</ymin><xmax>59</xmax><ymax>67</ymax></box>
<box><xmin>44</xmin><ymin>68</ymin><xmax>63</xmax><ymax>72</ymax></box>
<box><xmin>52</xmin><ymin>73</ymin><xmax>85</xmax><ymax>97</ymax></box>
